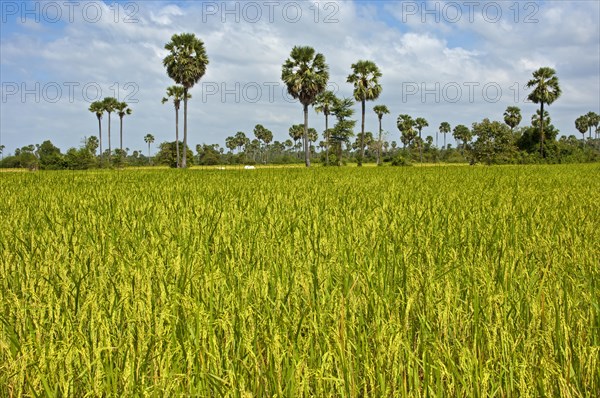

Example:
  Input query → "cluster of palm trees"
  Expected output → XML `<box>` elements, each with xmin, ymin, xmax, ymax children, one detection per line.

<box><xmin>281</xmin><ymin>47</ymin><xmax>389</xmax><ymax>167</ymax></box>
<box><xmin>88</xmin><ymin>97</ymin><xmax>132</xmax><ymax>164</ymax></box>
<box><xmin>224</xmin><ymin>125</ymin><xmax>275</xmax><ymax>163</ymax></box>
<box><xmin>86</xmin><ymin>32</ymin><xmax>571</xmax><ymax>168</ymax></box>
<box><xmin>574</xmin><ymin>111</ymin><xmax>600</xmax><ymax>144</ymax></box>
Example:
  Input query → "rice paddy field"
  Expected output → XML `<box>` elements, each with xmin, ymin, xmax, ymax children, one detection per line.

<box><xmin>1</xmin><ymin>164</ymin><xmax>599</xmax><ymax>397</ymax></box>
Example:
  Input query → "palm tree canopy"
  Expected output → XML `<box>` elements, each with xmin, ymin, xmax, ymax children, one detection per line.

<box><xmin>89</xmin><ymin>101</ymin><xmax>104</xmax><ymax>119</ymax></box>
<box><xmin>397</xmin><ymin>114</ymin><xmax>415</xmax><ymax>133</ymax></box>
<box><xmin>503</xmin><ymin>106</ymin><xmax>522</xmax><ymax>129</ymax></box>
<box><xmin>163</xmin><ymin>33</ymin><xmax>209</xmax><ymax>89</ymax></box>
<box><xmin>415</xmin><ymin>117</ymin><xmax>429</xmax><ymax>132</ymax></box>
<box><xmin>531</xmin><ymin>109</ymin><xmax>551</xmax><ymax>128</ymax></box>
<box><xmin>314</xmin><ymin>90</ymin><xmax>337</xmax><ymax>116</ymax></box>
<box><xmin>281</xmin><ymin>46</ymin><xmax>329</xmax><ymax>107</ymax></box>
<box><xmin>373</xmin><ymin>105</ymin><xmax>390</xmax><ymax>120</ymax></box>
<box><xmin>289</xmin><ymin>124</ymin><xmax>304</xmax><ymax>141</ymax></box>
<box><xmin>347</xmin><ymin>60</ymin><xmax>382</xmax><ymax>102</ymax></box>
<box><xmin>102</xmin><ymin>97</ymin><xmax>120</xmax><ymax>114</ymax></box>
<box><xmin>144</xmin><ymin>134</ymin><xmax>155</xmax><ymax>144</ymax></box>
<box><xmin>526</xmin><ymin>67</ymin><xmax>561</xmax><ymax>106</ymax></box>
<box><xmin>116</xmin><ymin>102</ymin><xmax>132</xmax><ymax>118</ymax></box>
<box><xmin>575</xmin><ymin>116</ymin><xmax>589</xmax><ymax>134</ymax></box>
<box><xmin>439</xmin><ymin>122</ymin><xmax>451</xmax><ymax>133</ymax></box>
<box><xmin>161</xmin><ymin>85</ymin><xmax>191</xmax><ymax>109</ymax></box>
<box><xmin>586</xmin><ymin>111</ymin><xmax>600</xmax><ymax>128</ymax></box>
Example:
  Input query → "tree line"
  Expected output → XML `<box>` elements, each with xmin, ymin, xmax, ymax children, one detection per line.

<box><xmin>2</xmin><ymin>34</ymin><xmax>599</xmax><ymax>169</ymax></box>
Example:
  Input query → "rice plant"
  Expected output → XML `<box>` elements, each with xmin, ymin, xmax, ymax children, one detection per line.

<box><xmin>1</xmin><ymin>164</ymin><xmax>598</xmax><ymax>397</ymax></box>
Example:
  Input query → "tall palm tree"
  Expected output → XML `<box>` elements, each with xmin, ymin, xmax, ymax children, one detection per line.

<box><xmin>89</xmin><ymin>101</ymin><xmax>104</xmax><ymax>163</ymax></box>
<box><xmin>161</xmin><ymin>85</ymin><xmax>190</xmax><ymax>168</ymax></box>
<box><xmin>116</xmin><ymin>101</ymin><xmax>132</xmax><ymax>153</ymax></box>
<box><xmin>373</xmin><ymin>105</ymin><xmax>389</xmax><ymax>165</ymax></box>
<box><xmin>288</xmin><ymin>124</ymin><xmax>304</xmax><ymax>158</ymax></box>
<box><xmin>585</xmin><ymin>111</ymin><xmax>599</xmax><ymax>140</ymax></box>
<box><xmin>0</xmin><ymin>144</ymin><xmax>5</xmax><ymax>160</ymax></box>
<box><xmin>314</xmin><ymin>90</ymin><xmax>337</xmax><ymax>165</ymax></box>
<box><xmin>347</xmin><ymin>60</ymin><xmax>382</xmax><ymax>166</ymax></box>
<box><xmin>526</xmin><ymin>67</ymin><xmax>561</xmax><ymax>157</ymax></box>
<box><xmin>414</xmin><ymin>117</ymin><xmax>429</xmax><ymax>163</ymax></box>
<box><xmin>503</xmin><ymin>106</ymin><xmax>522</xmax><ymax>132</ymax></box>
<box><xmin>102</xmin><ymin>97</ymin><xmax>119</xmax><ymax>161</ymax></box>
<box><xmin>282</xmin><ymin>46</ymin><xmax>329</xmax><ymax>167</ymax></box>
<box><xmin>439</xmin><ymin>122</ymin><xmax>451</xmax><ymax>150</ymax></box>
<box><xmin>397</xmin><ymin>114</ymin><xmax>416</xmax><ymax>155</ymax></box>
<box><xmin>575</xmin><ymin>116</ymin><xmax>589</xmax><ymax>146</ymax></box>
<box><xmin>144</xmin><ymin>134</ymin><xmax>155</xmax><ymax>164</ymax></box>
<box><xmin>163</xmin><ymin>33</ymin><xmax>209</xmax><ymax>168</ymax></box>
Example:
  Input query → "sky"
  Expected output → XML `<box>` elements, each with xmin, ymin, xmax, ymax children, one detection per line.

<box><xmin>1</xmin><ymin>0</ymin><xmax>599</xmax><ymax>155</ymax></box>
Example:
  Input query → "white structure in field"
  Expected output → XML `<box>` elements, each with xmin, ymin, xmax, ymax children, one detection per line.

<box><xmin>244</xmin><ymin>165</ymin><xmax>256</xmax><ymax>170</ymax></box>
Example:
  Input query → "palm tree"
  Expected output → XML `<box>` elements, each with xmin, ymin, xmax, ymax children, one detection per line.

<box><xmin>397</xmin><ymin>114</ymin><xmax>416</xmax><ymax>157</ymax></box>
<box><xmin>234</xmin><ymin>131</ymin><xmax>248</xmax><ymax>154</ymax></box>
<box><xmin>526</xmin><ymin>67</ymin><xmax>561</xmax><ymax>157</ymax></box>
<box><xmin>314</xmin><ymin>90</ymin><xmax>337</xmax><ymax>165</ymax></box>
<box><xmin>144</xmin><ymin>134</ymin><xmax>155</xmax><ymax>164</ymax></box>
<box><xmin>347</xmin><ymin>60</ymin><xmax>382</xmax><ymax>166</ymax></box>
<box><xmin>161</xmin><ymin>85</ymin><xmax>191</xmax><ymax>168</ymax></box>
<box><xmin>163</xmin><ymin>33</ymin><xmax>209</xmax><ymax>168</ymax></box>
<box><xmin>414</xmin><ymin>117</ymin><xmax>429</xmax><ymax>163</ymax></box>
<box><xmin>503</xmin><ymin>106</ymin><xmax>522</xmax><ymax>132</ymax></box>
<box><xmin>585</xmin><ymin>111</ymin><xmax>599</xmax><ymax>140</ymax></box>
<box><xmin>89</xmin><ymin>101</ymin><xmax>104</xmax><ymax>163</ymax></box>
<box><xmin>575</xmin><ymin>116</ymin><xmax>589</xmax><ymax>146</ymax></box>
<box><xmin>288</xmin><ymin>124</ymin><xmax>304</xmax><ymax>158</ymax></box>
<box><xmin>282</xmin><ymin>46</ymin><xmax>329</xmax><ymax>167</ymax></box>
<box><xmin>116</xmin><ymin>101</ymin><xmax>132</xmax><ymax>153</ymax></box>
<box><xmin>0</xmin><ymin>144</ymin><xmax>5</xmax><ymax>160</ymax></box>
<box><xmin>453</xmin><ymin>124</ymin><xmax>471</xmax><ymax>156</ymax></box>
<box><xmin>102</xmin><ymin>97</ymin><xmax>119</xmax><ymax>161</ymax></box>
<box><xmin>439</xmin><ymin>122</ymin><xmax>451</xmax><ymax>150</ymax></box>
<box><xmin>373</xmin><ymin>105</ymin><xmax>390</xmax><ymax>165</ymax></box>
<box><xmin>224</xmin><ymin>136</ymin><xmax>235</xmax><ymax>153</ymax></box>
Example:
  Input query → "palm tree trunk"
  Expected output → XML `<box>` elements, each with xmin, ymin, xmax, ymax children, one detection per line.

<box><xmin>540</xmin><ymin>102</ymin><xmax>544</xmax><ymax>158</ymax></box>
<box><xmin>419</xmin><ymin>130</ymin><xmax>423</xmax><ymax>163</ymax></box>
<box><xmin>183</xmin><ymin>90</ymin><xmax>188</xmax><ymax>168</ymax></box>
<box><xmin>97</xmin><ymin>117</ymin><xmax>103</xmax><ymax>165</ymax></box>
<box><xmin>325</xmin><ymin>114</ymin><xmax>329</xmax><ymax>165</ymax></box>
<box><xmin>120</xmin><ymin>116</ymin><xmax>124</xmax><ymax>152</ymax></box>
<box><xmin>175</xmin><ymin>104</ymin><xmax>180</xmax><ymax>168</ymax></box>
<box><xmin>107</xmin><ymin>113</ymin><xmax>112</xmax><ymax>164</ymax></box>
<box><xmin>359</xmin><ymin>99</ymin><xmax>365</xmax><ymax>166</ymax></box>
<box><xmin>377</xmin><ymin>116</ymin><xmax>382</xmax><ymax>166</ymax></box>
<box><xmin>443</xmin><ymin>133</ymin><xmax>446</xmax><ymax>151</ymax></box>
<box><xmin>148</xmin><ymin>142</ymin><xmax>151</xmax><ymax>163</ymax></box>
<box><xmin>303</xmin><ymin>104</ymin><xmax>310</xmax><ymax>167</ymax></box>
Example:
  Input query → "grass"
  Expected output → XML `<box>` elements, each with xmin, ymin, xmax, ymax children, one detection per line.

<box><xmin>1</xmin><ymin>164</ymin><xmax>599</xmax><ymax>397</ymax></box>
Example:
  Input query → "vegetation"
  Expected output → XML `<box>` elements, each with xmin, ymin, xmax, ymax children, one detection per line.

<box><xmin>163</xmin><ymin>33</ymin><xmax>209</xmax><ymax>168</ymax></box>
<box><xmin>1</xmin><ymin>165</ymin><xmax>598</xmax><ymax>396</ymax></box>
<box><xmin>281</xmin><ymin>46</ymin><xmax>330</xmax><ymax>167</ymax></box>
<box><xmin>347</xmin><ymin>60</ymin><xmax>382</xmax><ymax>166</ymax></box>
<box><xmin>526</xmin><ymin>67</ymin><xmax>562</xmax><ymax>157</ymax></box>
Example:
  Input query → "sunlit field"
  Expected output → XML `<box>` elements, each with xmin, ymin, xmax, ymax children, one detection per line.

<box><xmin>1</xmin><ymin>165</ymin><xmax>598</xmax><ymax>397</ymax></box>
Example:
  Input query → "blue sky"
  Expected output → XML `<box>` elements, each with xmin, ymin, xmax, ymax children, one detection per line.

<box><xmin>1</xmin><ymin>0</ymin><xmax>599</xmax><ymax>154</ymax></box>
